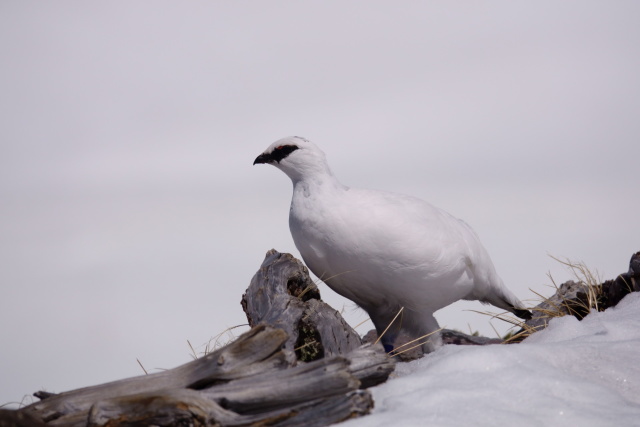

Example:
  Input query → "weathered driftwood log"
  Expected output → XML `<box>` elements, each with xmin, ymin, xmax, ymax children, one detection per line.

<box><xmin>18</xmin><ymin>325</ymin><xmax>384</xmax><ymax>426</ymax></box>
<box><xmin>0</xmin><ymin>408</ymin><xmax>47</xmax><ymax>427</ymax></box>
<box><xmin>20</xmin><ymin>326</ymin><xmax>289</xmax><ymax>425</ymax></box>
<box><xmin>86</xmin><ymin>357</ymin><xmax>370</xmax><ymax>427</ymax></box>
<box><xmin>15</xmin><ymin>249</ymin><xmax>396</xmax><ymax>427</ymax></box>
<box><xmin>242</xmin><ymin>249</ymin><xmax>363</xmax><ymax>361</ymax></box>
<box><xmin>242</xmin><ymin>250</ymin><xmax>395</xmax><ymax>388</ymax></box>
<box><xmin>600</xmin><ymin>251</ymin><xmax>640</xmax><ymax>308</ymax></box>
<box><xmin>88</xmin><ymin>389</ymin><xmax>373</xmax><ymax>427</ymax></box>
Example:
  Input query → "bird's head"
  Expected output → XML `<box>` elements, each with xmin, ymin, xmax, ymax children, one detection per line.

<box><xmin>253</xmin><ymin>136</ymin><xmax>332</xmax><ymax>183</ymax></box>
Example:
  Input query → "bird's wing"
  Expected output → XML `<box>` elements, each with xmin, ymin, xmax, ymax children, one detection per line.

<box><xmin>334</xmin><ymin>188</ymin><xmax>474</xmax><ymax>268</ymax></box>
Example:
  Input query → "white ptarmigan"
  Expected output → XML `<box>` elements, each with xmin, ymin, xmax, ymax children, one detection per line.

<box><xmin>254</xmin><ymin>136</ymin><xmax>531</xmax><ymax>353</ymax></box>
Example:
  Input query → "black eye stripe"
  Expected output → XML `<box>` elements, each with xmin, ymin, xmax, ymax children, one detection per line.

<box><xmin>271</xmin><ymin>145</ymin><xmax>299</xmax><ymax>163</ymax></box>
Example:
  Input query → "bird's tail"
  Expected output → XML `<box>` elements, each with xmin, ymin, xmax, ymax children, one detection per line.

<box><xmin>482</xmin><ymin>281</ymin><xmax>532</xmax><ymax>320</ymax></box>
<box><xmin>510</xmin><ymin>305</ymin><xmax>532</xmax><ymax>320</ymax></box>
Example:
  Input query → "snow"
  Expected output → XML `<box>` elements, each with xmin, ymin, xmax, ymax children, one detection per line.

<box><xmin>345</xmin><ymin>293</ymin><xmax>640</xmax><ymax>427</ymax></box>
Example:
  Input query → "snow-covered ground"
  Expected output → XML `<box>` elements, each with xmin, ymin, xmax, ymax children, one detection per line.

<box><xmin>345</xmin><ymin>293</ymin><xmax>640</xmax><ymax>427</ymax></box>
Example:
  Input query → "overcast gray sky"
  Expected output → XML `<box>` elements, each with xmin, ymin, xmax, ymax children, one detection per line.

<box><xmin>1</xmin><ymin>1</ymin><xmax>639</xmax><ymax>407</ymax></box>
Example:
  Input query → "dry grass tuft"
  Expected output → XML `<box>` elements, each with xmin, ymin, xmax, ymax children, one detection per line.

<box><xmin>0</xmin><ymin>394</ymin><xmax>36</xmax><ymax>409</ymax></box>
<box><xmin>389</xmin><ymin>329</ymin><xmax>443</xmax><ymax>358</ymax></box>
<box><xmin>188</xmin><ymin>324</ymin><xmax>250</xmax><ymax>359</ymax></box>
<box><xmin>547</xmin><ymin>255</ymin><xmax>603</xmax><ymax>313</ymax></box>
<box><xmin>136</xmin><ymin>358</ymin><xmax>149</xmax><ymax>375</ymax></box>
<box><xmin>467</xmin><ymin>308</ymin><xmax>538</xmax><ymax>343</ymax></box>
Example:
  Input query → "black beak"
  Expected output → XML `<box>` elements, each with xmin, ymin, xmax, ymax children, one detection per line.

<box><xmin>253</xmin><ymin>153</ymin><xmax>272</xmax><ymax>165</ymax></box>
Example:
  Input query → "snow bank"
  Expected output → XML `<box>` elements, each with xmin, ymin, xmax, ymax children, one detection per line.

<box><xmin>345</xmin><ymin>293</ymin><xmax>640</xmax><ymax>426</ymax></box>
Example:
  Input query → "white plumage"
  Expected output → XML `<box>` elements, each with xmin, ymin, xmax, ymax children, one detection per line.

<box><xmin>254</xmin><ymin>136</ymin><xmax>530</xmax><ymax>353</ymax></box>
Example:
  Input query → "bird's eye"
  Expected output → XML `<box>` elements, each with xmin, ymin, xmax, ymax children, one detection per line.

<box><xmin>268</xmin><ymin>144</ymin><xmax>299</xmax><ymax>162</ymax></box>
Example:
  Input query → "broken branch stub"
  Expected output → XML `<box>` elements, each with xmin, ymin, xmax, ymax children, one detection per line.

<box><xmin>242</xmin><ymin>249</ymin><xmax>363</xmax><ymax>361</ymax></box>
